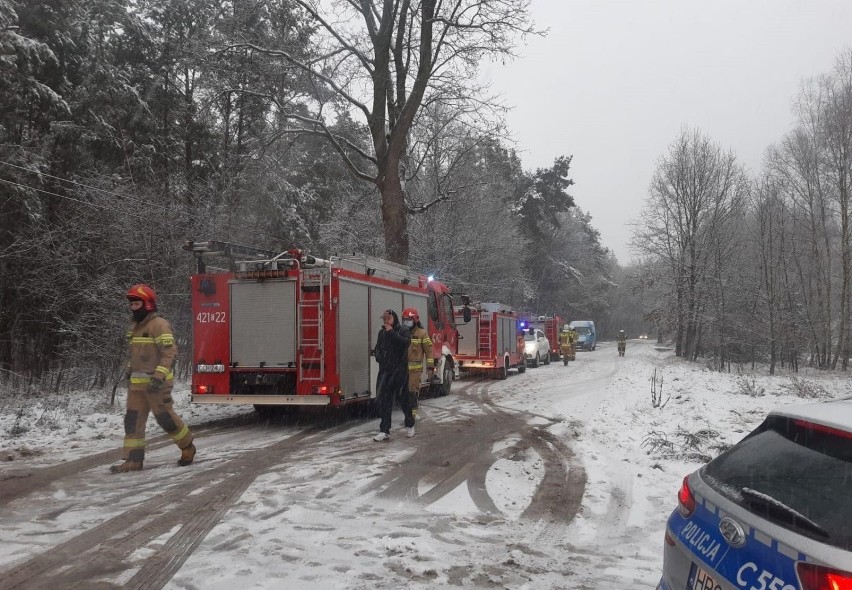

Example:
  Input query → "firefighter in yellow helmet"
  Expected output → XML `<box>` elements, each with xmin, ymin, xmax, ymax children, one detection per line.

<box><xmin>110</xmin><ymin>284</ymin><xmax>196</xmax><ymax>473</ymax></box>
<box><xmin>402</xmin><ymin>307</ymin><xmax>433</xmax><ymax>437</ymax></box>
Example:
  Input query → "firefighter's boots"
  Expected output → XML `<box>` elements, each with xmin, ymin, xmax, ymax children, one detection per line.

<box><xmin>178</xmin><ymin>442</ymin><xmax>196</xmax><ymax>466</ymax></box>
<box><xmin>110</xmin><ymin>460</ymin><xmax>143</xmax><ymax>473</ymax></box>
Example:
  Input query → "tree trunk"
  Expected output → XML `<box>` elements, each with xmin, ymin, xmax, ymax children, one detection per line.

<box><xmin>380</xmin><ymin>157</ymin><xmax>410</xmax><ymax>263</ymax></box>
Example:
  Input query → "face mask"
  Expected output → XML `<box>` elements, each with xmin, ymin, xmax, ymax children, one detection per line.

<box><xmin>132</xmin><ymin>308</ymin><xmax>149</xmax><ymax>323</ymax></box>
<box><xmin>403</xmin><ymin>320</ymin><xmax>414</xmax><ymax>328</ymax></box>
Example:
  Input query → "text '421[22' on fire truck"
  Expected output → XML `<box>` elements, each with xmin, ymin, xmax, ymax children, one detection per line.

<box><xmin>184</xmin><ymin>240</ymin><xmax>464</xmax><ymax>414</ymax></box>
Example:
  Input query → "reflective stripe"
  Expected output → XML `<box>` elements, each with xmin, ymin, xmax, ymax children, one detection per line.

<box><xmin>170</xmin><ymin>425</ymin><xmax>189</xmax><ymax>442</ymax></box>
<box><xmin>130</xmin><ymin>371</ymin><xmax>151</xmax><ymax>384</ymax></box>
<box><xmin>125</xmin><ymin>330</ymin><xmax>132</xmax><ymax>340</ymax></box>
<box><xmin>130</xmin><ymin>367</ymin><xmax>175</xmax><ymax>385</ymax></box>
<box><xmin>155</xmin><ymin>334</ymin><xmax>175</xmax><ymax>346</ymax></box>
<box><xmin>130</xmin><ymin>337</ymin><xmax>155</xmax><ymax>344</ymax></box>
<box><xmin>155</xmin><ymin>365</ymin><xmax>170</xmax><ymax>376</ymax></box>
<box><xmin>426</xmin><ymin>359</ymin><xmax>435</xmax><ymax>366</ymax></box>
<box><xmin>411</xmin><ymin>338</ymin><xmax>433</xmax><ymax>345</ymax></box>
<box><xmin>123</xmin><ymin>438</ymin><xmax>146</xmax><ymax>449</ymax></box>
<box><xmin>408</xmin><ymin>362</ymin><xmax>423</xmax><ymax>370</ymax></box>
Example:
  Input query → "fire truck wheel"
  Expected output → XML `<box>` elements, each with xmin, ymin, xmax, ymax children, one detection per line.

<box><xmin>437</xmin><ymin>365</ymin><xmax>453</xmax><ymax>397</ymax></box>
<box><xmin>495</xmin><ymin>359</ymin><xmax>508</xmax><ymax>380</ymax></box>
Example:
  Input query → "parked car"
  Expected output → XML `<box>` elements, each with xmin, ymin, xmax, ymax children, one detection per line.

<box><xmin>658</xmin><ymin>398</ymin><xmax>852</xmax><ymax>590</ymax></box>
<box><xmin>523</xmin><ymin>328</ymin><xmax>551</xmax><ymax>367</ymax></box>
<box><xmin>568</xmin><ymin>320</ymin><xmax>596</xmax><ymax>351</ymax></box>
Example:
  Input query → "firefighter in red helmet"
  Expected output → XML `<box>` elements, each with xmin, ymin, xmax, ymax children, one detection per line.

<box><xmin>401</xmin><ymin>307</ymin><xmax>433</xmax><ymax>437</ymax></box>
<box><xmin>110</xmin><ymin>284</ymin><xmax>196</xmax><ymax>473</ymax></box>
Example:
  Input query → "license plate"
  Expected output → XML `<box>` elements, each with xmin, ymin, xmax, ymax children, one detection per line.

<box><xmin>688</xmin><ymin>563</ymin><xmax>723</xmax><ymax>590</ymax></box>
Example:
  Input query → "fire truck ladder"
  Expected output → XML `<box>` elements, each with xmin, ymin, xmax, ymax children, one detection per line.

<box><xmin>298</xmin><ymin>269</ymin><xmax>325</xmax><ymax>382</ymax></box>
<box><xmin>478</xmin><ymin>315</ymin><xmax>492</xmax><ymax>358</ymax></box>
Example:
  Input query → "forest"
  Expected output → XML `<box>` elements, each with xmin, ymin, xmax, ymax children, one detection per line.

<box><xmin>2</xmin><ymin>0</ymin><xmax>851</xmax><ymax>393</ymax></box>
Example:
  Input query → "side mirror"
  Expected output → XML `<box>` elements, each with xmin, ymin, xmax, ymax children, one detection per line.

<box><xmin>462</xmin><ymin>305</ymin><xmax>471</xmax><ymax>324</ymax></box>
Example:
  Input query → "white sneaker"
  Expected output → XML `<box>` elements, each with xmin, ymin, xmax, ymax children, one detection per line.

<box><xmin>373</xmin><ymin>432</ymin><xmax>390</xmax><ymax>442</ymax></box>
<box><xmin>405</xmin><ymin>426</ymin><xmax>415</xmax><ymax>438</ymax></box>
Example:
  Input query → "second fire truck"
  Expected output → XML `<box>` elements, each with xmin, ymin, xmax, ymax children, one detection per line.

<box><xmin>453</xmin><ymin>301</ymin><xmax>526</xmax><ymax>379</ymax></box>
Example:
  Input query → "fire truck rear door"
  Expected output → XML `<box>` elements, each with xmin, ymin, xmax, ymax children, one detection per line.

<box><xmin>230</xmin><ymin>280</ymin><xmax>297</xmax><ymax>368</ymax></box>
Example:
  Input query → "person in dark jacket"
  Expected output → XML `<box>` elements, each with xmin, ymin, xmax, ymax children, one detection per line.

<box><xmin>373</xmin><ymin>309</ymin><xmax>412</xmax><ymax>441</ymax></box>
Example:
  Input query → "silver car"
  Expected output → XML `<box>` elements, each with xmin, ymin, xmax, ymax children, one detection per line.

<box><xmin>658</xmin><ymin>398</ymin><xmax>852</xmax><ymax>590</ymax></box>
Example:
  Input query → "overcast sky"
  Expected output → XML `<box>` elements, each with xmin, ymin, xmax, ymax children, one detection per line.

<box><xmin>484</xmin><ymin>0</ymin><xmax>852</xmax><ymax>263</ymax></box>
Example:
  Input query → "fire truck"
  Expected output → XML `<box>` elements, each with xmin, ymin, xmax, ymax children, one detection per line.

<box><xmin>453</xmin><ymin>301</ymin><xmax>526</xmax><ymax>379</ymax></box>
<box><xmin>184</xmin><ymin>240</ymin><xmax>461</xmax><ymax>413</ymax></box>
<box><xmin>519</xmin><ymin>314</ymin><xmax>563</xmax><ymax>362</ymax></box>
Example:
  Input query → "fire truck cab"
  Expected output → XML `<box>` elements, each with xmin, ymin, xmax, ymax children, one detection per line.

<box><xmin>185</xmin><ymin>240</ymin><xmax>459</xmax><ymax>412</ymax></box>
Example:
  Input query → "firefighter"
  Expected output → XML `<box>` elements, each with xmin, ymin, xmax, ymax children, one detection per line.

<box><xmin>110</xmin><ymin>284</ymin><xmax>196</xmax><ymax>473</ymax></box>
<box><xmin>402</xmin><ymin>307</ymin><xmax>433</xmax><ymax>434</ymax></box>
<box><xmin>568</xmin><ymin>326</ymin><xmax>577</xmax><ymax>360</ymax></box>
<box><xmin>617</xmin><ymin>329</ymin><xmax>627</xmax><ymax>356</ymax></box>
<box><xmin>373</xmin><ymin>309</ymin><xmax>413</xmax><ymax>442</ymax></box>
<box><xmin>558</xmin><ymin>324</ymin><xmax>572</xmax><ymax>365</ymax></box>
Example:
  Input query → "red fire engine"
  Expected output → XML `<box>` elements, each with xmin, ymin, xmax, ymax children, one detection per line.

<box><xmin>453</xmin><ymin>301</ymin><xmax>526</xmax><ymax>379</ymax></box>
<box><xmin>518</xmin><ymin>314</ymin><xmax>563</xmax><ymax>362</ymax></box>
<box><xmin>184</xmin><ymin>240</ymin><xmax>460</xmax><ymax>412</ymax></box>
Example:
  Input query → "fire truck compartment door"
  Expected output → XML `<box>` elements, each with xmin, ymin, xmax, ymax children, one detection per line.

<box><xmin>338</xmin><ymin>279</ymin><xmax>370</xmax><ymax>396</ymax></box>
<box><xmin>457</xmin><ymin>317</ymin><xmax>479</xmax><ymax>356</ymax></box>
<box><xmin>230</xmin><ymin>280</ymin><xmax>297</xmax><ymax>368</ymax></box>
<box><xmin>498</xmin><ymin>316</ymin><xmax>517</xmax><ymax>354</ymax></box>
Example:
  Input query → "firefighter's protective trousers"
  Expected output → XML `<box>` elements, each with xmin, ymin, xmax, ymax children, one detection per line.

<box><xmin>407</xmin><ymin>326</ymin><xmax>434</xmax><ymax>408</ymax></box>
<box><xmin>123</xmin><ymin>313</ymin><xmax>193</xmax><ymax>461</ymax></box>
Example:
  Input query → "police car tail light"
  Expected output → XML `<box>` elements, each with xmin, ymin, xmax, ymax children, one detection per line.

<box><xmin>796</xmin><ymin>563</ymin><xmax>852</xmax><ymax>590</ymax></box>
<box><xmin>677</xmin><ymin>476</ymin><xmax>696</xmax><ymax>517</ymax></box>
<box><xmin>793</xmin><ymin>418</ymin><xmax>852</xmax><ymax>440</ymax></box>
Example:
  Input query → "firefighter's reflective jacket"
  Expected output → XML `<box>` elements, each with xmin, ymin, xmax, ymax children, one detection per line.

<box><xmin>407</xmin><ymin>325</ymin><xmax>434</xmax><ymax>373</ymax></box>
<box><xmin>126</xmin><ymin>313</ymin><xmax>177</xmax><ymax>386</ymax></box>
<box><xmin>559</xmin><ymin>331</ymin><xmax>571</xmax><ymax>349</ymax></box>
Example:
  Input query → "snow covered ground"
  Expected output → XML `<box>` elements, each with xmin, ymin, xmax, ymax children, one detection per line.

<box><xmin>0</xmin><ymin>340</ymin><xmax>848</xmax><ymax>589</ymax></box>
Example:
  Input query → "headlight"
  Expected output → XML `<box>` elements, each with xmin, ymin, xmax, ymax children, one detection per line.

<box><xmin>196</xmin><ymin>364</ymin><xmax>225</xmax><ymax>373</ymax></box>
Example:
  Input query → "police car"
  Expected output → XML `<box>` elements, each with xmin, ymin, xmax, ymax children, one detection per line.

<box><xmin>658</xmin><ymin>398</ymin><xmax>852</xmax><ymax>590</ymax></box>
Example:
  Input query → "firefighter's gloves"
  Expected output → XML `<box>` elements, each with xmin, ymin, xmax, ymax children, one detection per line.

<box><xmin>147</xmin><ymin>376</ymin><xmax>164</xmax><ymax>394</ymax></box>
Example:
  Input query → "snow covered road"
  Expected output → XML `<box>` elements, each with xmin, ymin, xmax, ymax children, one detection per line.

<box><xmin>2</xmin><ymin>341</ymin><xmax>842</xmax><ymax>589</ymax></box>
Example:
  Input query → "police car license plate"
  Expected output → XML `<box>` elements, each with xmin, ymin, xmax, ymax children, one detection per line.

<box><xmin>689</xmin><ymin>563</ymin><xmax>722</xmax><ymax>590</ymax></box>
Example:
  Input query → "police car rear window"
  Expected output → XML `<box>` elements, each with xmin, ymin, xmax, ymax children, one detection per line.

<box><xmin>701</xmin><ymin>416</ymin><xmax>852</xmax><ymax>550</ymax></box>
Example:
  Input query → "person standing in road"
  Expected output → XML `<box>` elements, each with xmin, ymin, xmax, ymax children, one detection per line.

<box><xmin>568</xmin><ymin>326</ymin><xmax>577</xmax><ymax>360</ymax></box>
<box><xmin>617</xmin><ymin>329</ymin><xmax>627</xmax><ymax>357</ymax></box>
<box><xmin>373</xmin><ymin>309</ymin><xmax>412</xmax><ymax>442</ymax></box>
<box><xmin>401</xmin><ymin>307</ymin><xmax>433</xmax><ymax>436</ymax></box>
<box><xmin>110</xmin><ymin>284</ymin><xmax>196</xmax><ymax>473</ymax></box>
<box><xmin>558</xmin><ymin>324</ymin><xmax>572</xmax><ymax>364</ymax></box>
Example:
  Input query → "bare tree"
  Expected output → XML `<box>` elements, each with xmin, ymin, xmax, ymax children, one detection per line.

<box><xmin>821</xmin><ymin>50</ymin><xmax>852</xmax><ymax>368</ymax></box>
<box><xmin>220</xmin><ymin>0</ymin><xmax>536</xmax><ymax>263</ymax></box>
<box><xmin>635</xmin><ymin>128</ymin><xmax>748</xmax><ymax>360</ymax></box>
